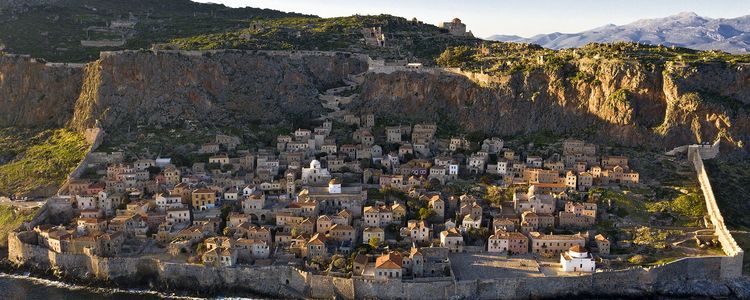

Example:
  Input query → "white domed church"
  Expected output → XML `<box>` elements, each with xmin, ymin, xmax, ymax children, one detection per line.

<box><xmin>301</xmin><ymin>160</ymin><xmax>332</xmax><ymax>185</ymax></box>
<box><xmin>560</xmin><ymin>245</ymin><xmax>595</xmax><ymax>273</ymax></box>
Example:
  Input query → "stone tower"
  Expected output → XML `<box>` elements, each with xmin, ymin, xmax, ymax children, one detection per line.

<box><xmin>286</xmin><ymin>170</ymin><xmax>296</xmax><ymax>199</ymax></box>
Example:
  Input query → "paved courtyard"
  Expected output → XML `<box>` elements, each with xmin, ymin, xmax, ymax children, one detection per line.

<box><xmin>449</xmin><ymin>252</ymin><xmax>545</xmax><ymax>280</ymax></box>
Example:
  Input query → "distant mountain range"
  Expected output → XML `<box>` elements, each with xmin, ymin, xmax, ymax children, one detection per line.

<box><xmin>488</xmin><ymin>12</ymin><xmax>750</xmax><ymax>53</ymax></box>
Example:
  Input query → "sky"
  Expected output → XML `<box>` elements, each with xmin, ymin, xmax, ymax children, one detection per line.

<box><xmin>193</xmin><ymin>0</ymin><xmax>750</xmax><ymax>38</ymax></box>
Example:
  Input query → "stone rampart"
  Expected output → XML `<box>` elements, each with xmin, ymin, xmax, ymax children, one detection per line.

<box><xmin>689</xmin><ymin>145</ymin><xmax>744</xmax><ymax>278</ymax></box>
<box><xmin>102</xmin><ymin>49</ymin><xmax>370</xmax><ymax>62</ymax></box>
<box><xmin>7</xmin><ymin>231</ymin><xmax>740</xmax><ymax>300</ymax></box>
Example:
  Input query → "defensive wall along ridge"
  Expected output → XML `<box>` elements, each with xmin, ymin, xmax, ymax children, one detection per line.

<box><xmin>688</xmin><ymin>143</ymin><xmax>744</xmax><ymax>278</ymax></box>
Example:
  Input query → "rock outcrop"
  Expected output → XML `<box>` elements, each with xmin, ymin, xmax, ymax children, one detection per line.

<box><xmin>69</xmin><ymin>50</ymin><xmax>369</xmax><ymax>131</ymax></box>
<box><xmin>0</xmin><ymin>49</ymin><xmax>748</xmax><ymax>153</ymax></box>
<box><xmin>355</xmin><ymin>59</ymin><xmax>750</xmax><ymax>152</ymax></box>
<box><xmin>0</xmin><ymin>50</ymin><xmax>368</xmax><ymax>132</ymax></box>
<box><xmin>0</xmin><ymin>55</ymin><xmax>83</xmax><ymax>128</ymax></box>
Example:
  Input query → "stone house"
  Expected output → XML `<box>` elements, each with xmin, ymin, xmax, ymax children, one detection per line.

<box><xmin>426</xmin><ymin>194</ymin><xmax>445</xmax><ymax>221</ymax></box>
<box><xmin>363</xmin><ymin>227</ymin><xmax>385</xmax><ymax>243</ymax></box>
<box><xmin>375</xmin><ymin>252</ymin><xmax>403</xmax><ymax>280</ymax></box>
<box><xmin>199</xmin><ymin>143</ymin><xmax>220</xmax><ymax>154</ymax></box>
<box><xmin>492</xmin><ymin>218</ymin><xmax>517</xmax><ymax>232</ymax></box>
<box><xmin>234</xmin><ymin>238</ymin><xmax>270</xmax><ymax>260</ymax></box>
<box><xmin>202</xmin><ymin>247</ymin><xmax>237</xmax><ymax>267</ymax></box>
<box><xmin>379</xmin><ymin>174</ymin><xmax>404</xmax><ymax>190</ymax></box>
<box><xmin>488</xmin><ymin>230</ymin><xmax>528</xmax><ymax>254</ymax></box>
<box><xmin>329</xmin><ymin>224</ymin><xmax>356</xmax><ymax>243</ymax></box>
<box><xmin>404</xmin><ymin>220</ymin><xmax>431</xmax><ymax>243</ymax></box>
<box><xmin>529</xmin><ymin>232</ymin><xmax>586</xmax><ymax>256</ymax></box>
<box><xmin>461</xmin><ymin>214</ymin><xmax>481</xmax><ymax>230</ymax></box>
<box><xmin>595</xmin><ymin>234</ymin><xmax>610</xmax><ymax>255</ymax></box>
<box><xmin>558</xmin><ymin>201</ymin><xmax>597</xmax><ymax>228</ymax></box>
<box><xmin>513</xmin><ymin>190</ymin><xmax>555</xmax><ymax>214</ymax></box>
<box><xmin>440</xmin><ymin>228</ymin><xmax>463</xmax><ymax>253</ymax></box>
<box><xmin>520</xmin><ymin>211</ymin><xmax>554</xmax><ymax>232</ymax></box>
<box><xmin>305</xmin><ymin>233</ymin><xmax>327</xmax><ymax>259</ymax></box>
<box><xmin>166</xmin><ymin>207</ymin><xmax>190</xmax><ymax>227</ymax></box>
<box><xmin>316</xmin><ymin>215</ymin><xmax>333</xmax><ymax>233</ymax></box>
<box><xmin>191</xmin><ymin>188</ymin><xmax>217</xmax><ymax>211</ymax></box>
<box><xmin>363</xmin><ymin>205</ymin><xmax>394</xmax><ymax>227</ymax></box>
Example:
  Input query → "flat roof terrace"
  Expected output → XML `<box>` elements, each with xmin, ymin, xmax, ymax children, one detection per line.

<box><xmin>449</xmin><ymin>253</ymin><xmax>544</xmax><ymax>281</ymax></box>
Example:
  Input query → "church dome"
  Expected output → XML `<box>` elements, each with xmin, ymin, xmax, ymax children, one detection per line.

<box><xmin>310</xmin><ymin>160</ymin><xmax>322</xmax><ymax>169</ymax></box>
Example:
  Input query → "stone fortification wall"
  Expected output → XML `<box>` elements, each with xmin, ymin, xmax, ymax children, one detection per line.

<box><xmin>8</xmin><ymin>233</ymin><xmax>308</xmax><ymax>298</ymax></box>
<box><xmin>103</xmin><ymin>49</ymin><xmax>369</xmax><ymax>61</ymax></box>
<box><xmin>7</xmin><ymin>230</ymin><xmax>738</xmax><ymax>300</ymax></box>
<box><xmin>689</xmin><ymin>145</ymin><xmax>744</xmax><ymax>278</ymax></box>
<box><xmin>58</xmin><ymin>127</ymin><xmax>105</xmax><ymax>195</ymax></box>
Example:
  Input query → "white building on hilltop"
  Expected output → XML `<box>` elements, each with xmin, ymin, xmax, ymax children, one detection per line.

<box><xmin>560</xmin><ymin>245</ymin><xmax>595</xmax><ymax>273</ymax></box>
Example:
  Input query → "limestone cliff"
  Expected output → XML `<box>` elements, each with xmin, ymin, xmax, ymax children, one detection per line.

<box><xmin>355</xmin><ymin>60</ymin><xmax>750</xmax><ymax>152</ymax></box>
<box><xmin>69</xmin><ymin>50</ymin><xmax>369</xmax><ymax>131</ymax></box>
<box><xmin>1</xmin><ymin>49</ymin><xmax>747</xmax><ymax>153</ymax></box>
<box><xmin>0</xmin><ymin>55</ymin><xmax>83</xmax><ymax>128</ymax></box>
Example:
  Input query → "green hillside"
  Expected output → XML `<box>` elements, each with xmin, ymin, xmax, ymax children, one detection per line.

<box><xmin>171</xmin><ymin>14</ymin><xmax>481</xmax><ymax>62</ymax></box>
<box><xmin>0</xmin><ymin>128</ymin><xmax>88</xmax><ymax>197</ymax></box>
<box><xmin>0</xmin><ymin>0</ymin><xmax>310</xmax><ymax>62</ymax></box>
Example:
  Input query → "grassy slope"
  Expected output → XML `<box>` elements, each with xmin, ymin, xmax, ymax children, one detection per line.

<box><xmin>0</xmin><ymin>128</ymin><xmax>88</xmax><ymax>197</ymax></box>
<box><xmin>0</xmin><ymin>204</ymin><xmax>37</xmax><ymax>248</ymax></box>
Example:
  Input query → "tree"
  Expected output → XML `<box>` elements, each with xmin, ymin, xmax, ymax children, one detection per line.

<box><xmin>368</xmin><ymin>237</ymin><xmax>380</xmax><ymax>248</ymax></box>
<box><xmin>485</xmin><ymin>185</ymin><xmax>503</xmax><ymax>206</ymax></box>
<box><xmin>146</xmin><ymin>166</ymin><xmax>161</xmax><ymax>176</ymax></box>
<box><xmin>359</xmin><ymin>158</ymin><xmax>371</xmax><ymax>169</ymax></box>
<box><xmin>436</xmin><ymin>46</ymin><xmax>474</xmax><ymax>68</ymax></box>
<box><xmin>196</xmin><ymin>242</ymin><xmax>207</xmax><ymax>254</ymax></box>
<box><xmin>220</xmin><ymin>163</ymin><xmax>234</xmax><ymax>172</ymax></box>
<box><xmin>333</xmin><ymin>257</ymin><xmax>346</xmax><ymax>270</ymax></box>
<box><xmin>418</xmin><ymin>208</ymin><xmax>434</xmax><ymax>220</ymax></box>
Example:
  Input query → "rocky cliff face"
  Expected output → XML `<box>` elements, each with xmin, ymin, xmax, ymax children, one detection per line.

<box><xmin>0</xmin><ymin>55</ymin><xmax>83</xmax><ymax>128</ymax></box>
<box><xmin>356</xmin><ymin>60</ymin><xmax>750</xmax><ymax>152</ymax></box>
<box><xmin>1</xmin><ymin>49</ymin><xmax>747</xmax><ymax>152</ymax></box>
<box><xmin>69</xmin><ymin>50</ymin><xmax>368</xmax><ymax>131</ymax></box>
<box><xmin>0</xmin><ymin>50</ymin><xmax>368</xmax><ymax>132</ymax></box>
